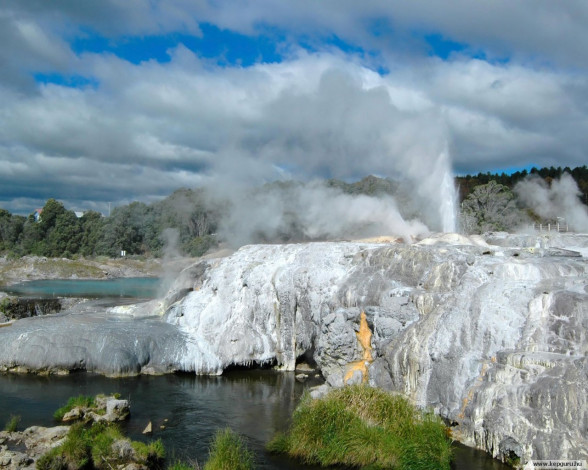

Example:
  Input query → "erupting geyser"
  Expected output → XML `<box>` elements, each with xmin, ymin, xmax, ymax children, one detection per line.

<box><xmin>437</xmin><ymin>151</ymin><xmax>458</xmax><ymax>233</ymax></box>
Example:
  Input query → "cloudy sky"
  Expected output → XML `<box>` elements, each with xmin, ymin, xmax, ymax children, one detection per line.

<box><xmin>1</xmin><ymin>0</ymin><xmax>587</xmax><ymax>215</ymax></box>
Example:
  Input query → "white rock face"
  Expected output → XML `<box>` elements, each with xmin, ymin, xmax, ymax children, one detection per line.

<box><xmin>1</xmin><ymin>233</ymin><xmax>587</xmax><ymax>463</ymax></box>
<box><xmin>165</xmin><ymin>242</ymin><xmax>362</xmax><ymax>373</ymax></box>
<box><xmin>163</xmin><ymin>233</ymin><xmax>588</xmax><ymax>463</ymax></box>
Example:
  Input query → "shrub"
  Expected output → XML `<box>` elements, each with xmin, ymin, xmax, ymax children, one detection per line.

<box><xmin>203</xmin><ymin>428</ymin><xmax>254</xmax><ymax>470</ymax></box>
<box><xmin>4</xmin><ymin>414</ymin><xmax>21</xmax><ymax>432</ymax></box>
<box><xmin>267</xmin><ymin>384</ymin><xmax>452</xmax><ymax>470</ymax></box>
<box><xmin>53</xmin><ymin>395</ymin><xmax>96</xmax><ymax>421</ymax></box>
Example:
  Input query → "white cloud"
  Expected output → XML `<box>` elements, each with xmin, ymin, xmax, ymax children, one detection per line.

<box><xmin>0</xmin><ymin>1</ymin><xmax>587</xmax><ymax>220</ymax></box>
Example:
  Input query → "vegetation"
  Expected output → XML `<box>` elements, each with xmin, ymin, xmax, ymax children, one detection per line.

<box><xmin>460</xmin><ymin>181</ymin><xmax>522</xmax><ymax>233</ymax></box>
<box><xmin>37</xmin><ymin>394</ymin><xmax>164</xmax><ymax>470</ymax></box>
<box><xmin>456</xmin><ymin>165</ymin><xmax>588</xmax><ymax>204</ymax></box>
<box><xmin>53</xmin><ymin>395</ymin><xmax>96</xmax><ymax>421</ymax></box>
<box><xmin>0</xmin><ymin>165</ymin><xmax>586</xmax><ymax>258</ymax></box>
<box><xmin>267</xmin><ymin>384</ymin><xmax>452</xmax><ymax>470</ymax></box>
<box><xmin>168</xmin><ymin>460</ymin><xmax>199</xmax><ymax>470</ymax></box>
<box><xmin>4</xmin><ymin>414</ymin><xmax>21</xmax><ymax>432</ymax></box>
<box><xmin>203</xmin><ymin>428</ymin><xmax>255</xmax><ymax>470</ymax></box>
<box><xmin>37</xmin><ymin>421</ymin><xmax>165</xmax><ymax>470</ymax></box>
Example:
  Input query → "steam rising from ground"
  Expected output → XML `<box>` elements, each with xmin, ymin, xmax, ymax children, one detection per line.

<box><xmin>159</xmin><ymin>228</ymin><xmax>183</xmax><ymax>296</ymax></box>
<box><xmin>515</xmin><ymin>173</ymin><xmax>588</xmax><ymax>232</ymax></box>
<box><xmin>201</xmin><ymin>63</ymin><xmax>459</xmax><ymax>243</ymax></box>
<box><xmin>214</xmin><ymin>181</ymin><xmax>430</xmax><ymax>246</ymax></box>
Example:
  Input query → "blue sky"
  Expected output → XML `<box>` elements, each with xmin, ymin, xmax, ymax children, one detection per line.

<box><xmin>0</xmin><ymin>0</ymin><xmax>587</xmax><ymax>218</ymax></box>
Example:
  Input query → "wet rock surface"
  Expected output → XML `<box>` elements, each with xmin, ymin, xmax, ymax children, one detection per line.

<box><xmin>0</xmin><ymin>395</ymin><xmax>143</xmax><ymax>470</ymax></box>
<box><xmin>0</xmin><ymin>232</ymin><xmax>587</xmax><ymax>463</ymax></box>
<box><xmin>0</xmin><ymin>297</ymin><xmax>62</xmax><ymax>322</ymax></box>
<box><xmin>0</xmin><ymin>426</ymin><xmax>69</xmax><ymax>470</ymax></box>
<box><xmin>0</xmin><ymin>311</ymin><xmax>187</xmax><ymax>376</ymax></box>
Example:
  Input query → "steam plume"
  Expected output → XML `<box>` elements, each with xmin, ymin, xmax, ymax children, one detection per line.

<box><xmin>213</xmin><ymin>181</ymin><xmax>430</xmax><ymax>247</ymax></box>
<box><xmin>515</xmin><ymin>173</ymin><xmax>588</xmax><ymax>232</ymax></box>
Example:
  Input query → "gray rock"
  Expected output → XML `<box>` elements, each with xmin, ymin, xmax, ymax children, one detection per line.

<box><xmin>105</xmin><ymin>398</ymin><xmax>130</xmax><ymax>421</ymax></box>
<box><xmin>309</xmin><ymin>384</ymin><xmax>331</xmax><ymax>399</ymax></box>
<box><xmin>61</xmin><ymin>408</ymin><xmax>83</xmax><ymax>422</ymax></box>
<box><xmin>0</xmin><ymin>312</ymin><xmax>187</xmax><ymax>376</ymax></box>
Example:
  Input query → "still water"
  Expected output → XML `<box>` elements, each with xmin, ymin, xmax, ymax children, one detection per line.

<box><xmin>1</xmin><ymin>278</ymin><xmax>510</xmax><ymax>469</ymax></box>
<box><xmin>0</xmin><ymin>371</ymin><xmax>510</xmax><ymax>470</ymax></box>
<box><xmin>4</xmin><ymin>278</ymin><xmax>161</xmax><ymax>299</ymax></box>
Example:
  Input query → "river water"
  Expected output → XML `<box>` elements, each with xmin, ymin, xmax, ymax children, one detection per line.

<box><xmin>0</xmin><ymin>279</ymin><xmax>510</xmax><ymax>469</ymax></box>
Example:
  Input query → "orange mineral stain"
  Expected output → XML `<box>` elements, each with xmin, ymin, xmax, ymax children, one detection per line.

<box><xmin>344</xmin><ymin>311</ymin><xmax>374</xmax><ymax>384</ymax></box>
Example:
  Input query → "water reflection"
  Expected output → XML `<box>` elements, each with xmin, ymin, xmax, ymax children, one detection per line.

<box><xmin>0</xmin><ymin>371</ymin><xmax>510</xmax><ymax>470</ymax></box>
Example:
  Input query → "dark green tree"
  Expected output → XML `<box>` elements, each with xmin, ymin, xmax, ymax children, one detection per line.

<box><xmin>0</xmin><ymin>209</ymin><xmax>25</xmax><ymax>254</ymax></box>
<box><xmin>79</xmin><ymin>211</ymin><xmax>104</xmax><ymax>257</ymax></box>
<box><xmin>46</xmin><ymin>210</ymin><xmax>82</xmax><ymax>257</ymax></box>
<box><xmin>460</xmin><ymin>181</ymin><xmax>524</xmax><ymax>233</ymax></box>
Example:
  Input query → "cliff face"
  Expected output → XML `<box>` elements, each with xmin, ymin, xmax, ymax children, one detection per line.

<box><xmin>162</xmin><ymin>233</ymin><xmax>587</xmax><ymax>463</ymax></box>
<box><xmin>0</xmin><ymin>233</ymin><xmax>586</xmax><ymax>463</ymax></box>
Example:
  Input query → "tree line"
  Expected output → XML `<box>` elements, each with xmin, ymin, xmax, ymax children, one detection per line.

<box><xmin>456</xmin><ymin>165</ymin><xmax>588</xmax><ymax>204</ymax></box>
<box><xmin>0</xmin><ymin>166</ymin><xmax>586</xmax><ymax>258</ymax></box>
<box><xmin>0</xmin><ymin>188</ymin><xmax>219</xmax><ymax>259</ymax></box>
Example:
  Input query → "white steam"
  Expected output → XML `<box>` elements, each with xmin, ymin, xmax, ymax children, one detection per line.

<box><xmin>159</xmin><ymin>227</ymin><xmax>183</xmax><ymax>296</ymax></box>
<box><xmin>202</xmin><ymin>61</ymin><xmax>458</xmax><ymax>240</ymax></box>
<box><xmin>515</xmin><ymin>173</ymin><xmax>588</xmax><ymax>232</ymax></box>
<box><xmin>215</xmin><ymin>181</ymin><xmax>429</xmax><ymax>246</ymax></box>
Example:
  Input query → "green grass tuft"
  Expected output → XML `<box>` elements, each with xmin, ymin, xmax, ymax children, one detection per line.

<box><xmin>203</xmin><ymin>428</ymin><xmax>255</xmax><ymax>470</ymax></box>
<box><xmin>90</xmin><ymin>422</ymin><xmax>126</xmax><ymax>470</ymax></box>
<box><xmin>132</xmin><ymin>438</ymin><xmax>166</xmax><ymax>469</ymax></box>
<box><xmin>59</xmin><ymin>422</ymin><xmax>92</xmax><ymax>469</ymax></box>
<box><xmin>36</xmin><ymin>446</ymin><xmax>67</xmax><ymax>470</ymax></box>
<box><xmin>53</xmin><ymin>395</ymin><xmax>96</xmax><ymax>421</ymax></box>
<box><xmin>267</xmin><ymin>384</ymin><xmax>453</xmax><ymax>470</ymax></box>
<box><xmin>4</xmin><ymin>414</ymin><xmax>21</xmax><ymax>432</ymax></box>
<box><xmin>168</xmin><ymin>459</ymin><xmax>200</xmax><ymax>470</ymax></box>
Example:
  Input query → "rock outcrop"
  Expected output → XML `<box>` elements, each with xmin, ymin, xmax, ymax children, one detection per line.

<box><xmin>162</xmin><ymin>232</ymin><xmax>588</xmax><ymax>463</ymax></box>
<box><xmin>60</xmin><ymin>396</ymin><xmax>130</xmax><ymax>423</ymax></box>
<box><xmin>0</xmin><ymin>311</ymin><xmax>187</xmax><ymax>376</ymax></box>
<box><xmin>0</xmin><ymin>232</ymin><xmax>587</xmax><ymax>464</ymax></box>
<box><xmin>0</xmin><ymin>426</ymin><xmax>69</xmax><ymax>470</ymax></box>
<box><xmin>0</xmin><ymin>296</ymin><xmax>62</xmax><ymax>322</ymax></box>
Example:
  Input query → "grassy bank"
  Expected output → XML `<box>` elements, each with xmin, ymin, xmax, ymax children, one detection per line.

<box><xmin>268</xmin><ymin>384</ymin><xmax>452</xmax><ymax>470</ymax></box>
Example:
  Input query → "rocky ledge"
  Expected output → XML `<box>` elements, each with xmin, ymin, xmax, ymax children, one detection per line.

<box><xmin>0</xmin><ymin>395</ymin><xmax>131</xmax><ymax>470</ymax></box>
<box><xmin>0</xmin><ymin>232</ymin><xmax>587</xmax><ymax>465</ymax></box>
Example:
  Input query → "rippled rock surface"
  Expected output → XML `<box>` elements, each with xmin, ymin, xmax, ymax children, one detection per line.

<box><xmin>0</xmin><ymin>232</ymin><xmax>587</xmax><ymax>463</ymax></box>
<box><xmin>0</xmin><ymin>309</ymin><xmax>187</xmax><ymax>376</ymax></box>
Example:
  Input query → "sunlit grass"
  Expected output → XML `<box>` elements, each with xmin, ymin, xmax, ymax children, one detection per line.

<box><xmin>53</xmin><ymin>394</ymin><xmax>95</xmax><ymax>421</ymax></box>
<box><xmin>203</xmin><ymin>428</ymin><xmax>254</xmax><ymax>470</ymax></box>
<box><xmin>4</xmin><ymin>414</ymin><xmax>21</xmax><ymax>432</ymax></box>
<box><xmin>267</xmin><ymin>384</ymin><xmax>452</xmax><ymax>470</ymax></box>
